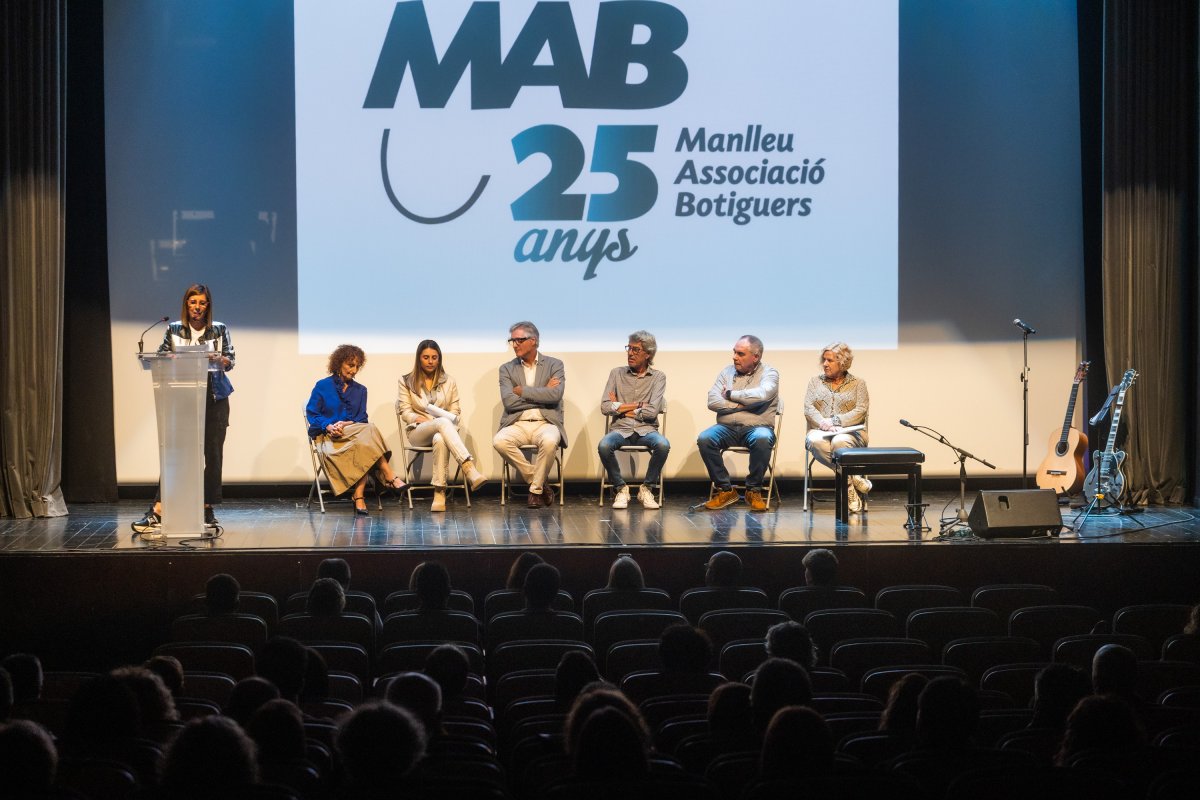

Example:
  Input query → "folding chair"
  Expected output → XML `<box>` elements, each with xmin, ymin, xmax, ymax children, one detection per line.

<box><xmin>598</xmin><ymin>409</ymin><xmax>667</xmax><ymax>506</ymax></box>
<box><xmin>802</xmin><ymin>448</ymin><xmax>835</xmax><ymax>512</ymax></box>
<box><xmin>708</xmin><ymin>402</ymin><xmax>783</xmax><ymax>509</ymax></box>
<box><xmin>395</xmin><ymin>414</ymin><xmax>471</xmax><ymax>509</ymax></box>
<box><xmin>501</xmin><ymin>443</ymin><xmax>565</xmax><ymax>505</ymax></box>
<box><xmin>304</xmin><ymin>412</ymin><xmax>382</xmax><ymax>513</ymax></box>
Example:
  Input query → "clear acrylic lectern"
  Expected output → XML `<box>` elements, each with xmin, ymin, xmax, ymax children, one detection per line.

<box><xmin>138</xmin><ymin>347</ymin><xmax>218</xmax><ymax>537</ymax></box>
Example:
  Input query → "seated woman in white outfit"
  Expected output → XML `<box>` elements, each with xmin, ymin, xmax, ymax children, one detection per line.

<box><xmin>804</xmin><ymin>342</ymin><xmax>871</xmax><ymax>512</ymax></box>
<box><xmin>396</xmin><ymin>339</ymin><xmax>488</xmax><ymax>511</ymax></box>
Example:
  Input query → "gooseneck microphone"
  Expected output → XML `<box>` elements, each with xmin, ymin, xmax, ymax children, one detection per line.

<box><xmin>1012</xmin><ymin>318</ymin><xmax>1037</xmax><ymax>335</ymax></box>
<box><xmin>138</xmin><ymin>316</ymin><xmax>170</xmax><ymax>353</ymax></box>
<box><xmin>899</xmin><ymin>419</ymin><xmax>914</xmax><ymax>428</ymax></box>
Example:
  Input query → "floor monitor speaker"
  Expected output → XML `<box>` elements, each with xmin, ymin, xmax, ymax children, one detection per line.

<box><xmin>967</xmin><ymin>489</ymin><xmax>1062</xmax><ymax>538</ymax></box>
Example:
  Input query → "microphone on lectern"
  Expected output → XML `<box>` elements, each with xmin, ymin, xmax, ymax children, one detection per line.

<box><xmin>138</xmin><ymin>317</ymin><xmax>170</xmax><ymax>354</ymax></box>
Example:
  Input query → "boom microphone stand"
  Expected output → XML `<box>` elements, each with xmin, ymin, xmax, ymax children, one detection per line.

<box><xmin>900</xmin><ymin>420</ymin><xmax>996</xmax><ymax>536</ymax></box>
<box><xmin>1014</xmin><ymin>318</ymin><xmax>1037</xmax><ymax>488</ymax></box>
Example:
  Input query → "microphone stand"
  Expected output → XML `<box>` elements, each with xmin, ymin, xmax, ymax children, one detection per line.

<box><xmin>1020</xmin><ymin>327</ymin><xmax>1031</xmax><ymax>488</ymax></box>
<box><xmin>902</xmin><ymin>422</ymin><xmax>996</xmax><ymax>536</ymax></box>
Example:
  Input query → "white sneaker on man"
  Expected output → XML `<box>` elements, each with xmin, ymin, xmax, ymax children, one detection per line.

<box><xmin>851</xmin><ymin>474</ymin><xmax>872</xmax><ymax>495</ymax></box>
<box><xmin>612</xmin><ymin>486</ymin><xmax>631</xmax><ymax>509</ymax></box>
<box><xmin>638</xmin><ymin>485</ymin><xmax>660</xmax><ymax>509</ymax></box>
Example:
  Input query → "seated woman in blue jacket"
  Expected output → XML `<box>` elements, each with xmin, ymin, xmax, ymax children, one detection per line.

<box><xmin>306</xmin><ymin>344</ymin><xmax>406</xmax><ymax>515</ymax></box>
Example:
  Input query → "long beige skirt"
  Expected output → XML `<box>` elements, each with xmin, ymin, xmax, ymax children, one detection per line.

<box><xmin>315</xmin><ymin>422</ymin><xmax>391</xmax><ymax>496</ymax></box>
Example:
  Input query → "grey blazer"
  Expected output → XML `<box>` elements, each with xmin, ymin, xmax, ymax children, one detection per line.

<box><xmin>497</xmin><ymin>354</ymin><xmax>568</xmax><ymax>448</ymax></box>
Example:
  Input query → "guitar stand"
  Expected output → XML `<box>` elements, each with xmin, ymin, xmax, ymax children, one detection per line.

<box><xmin>1067</xmin><ymin>491</ymin><xmax>1144</xmax><ymax>535</ymax></box>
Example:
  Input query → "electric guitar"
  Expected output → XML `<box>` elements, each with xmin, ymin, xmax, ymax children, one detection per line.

<box><xmin>1081</xmin><ymin>369</ymin><xmax>1137</xmax><ymax>508</ymax></box>
<box><xmin>1035</xmin><ymin>361</ymin><xmax>1090</xmax><ymax>495</ymax></box>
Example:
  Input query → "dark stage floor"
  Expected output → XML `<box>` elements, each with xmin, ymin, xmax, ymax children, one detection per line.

<box><xmin>3</xmin><ymin>489</ymin><xmax>1197</xmax><ymax>552</ymax></box>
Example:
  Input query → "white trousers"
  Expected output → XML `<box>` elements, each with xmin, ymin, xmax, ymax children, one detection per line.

<box><xmin>407</xmin><ymin>418</ymin><xmax>472</xmax><ymax>487</ymax></box>
<box><xmin>806</xmin><ymin>428</ymin><xmax>867</xmax><ymax>470</ymax></box>
<box><xmin>493</xmin><ymin>420</ymin><xmax>560</xmax><ymax>494</ymax></box>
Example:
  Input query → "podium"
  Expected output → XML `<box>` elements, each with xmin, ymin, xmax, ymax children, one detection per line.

<box><xmin>138</xmin><ymin>348</ymin><xmax>218</xmax><ymax>537</ymax></box>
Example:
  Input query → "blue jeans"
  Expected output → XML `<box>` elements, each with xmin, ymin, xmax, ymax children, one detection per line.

<box><xmin>597</xmin><ymin>430</ymin><xmax>670</xmax><ymax>489</ymax></box>
<box><xmin>697</xmin><ymin>423</ymin><xmax>775</xmax><ymax>491</ymax></box>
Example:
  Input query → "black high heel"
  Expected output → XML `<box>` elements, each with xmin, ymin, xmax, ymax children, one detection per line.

<box><xmin>353</xmin><ymin>497</ymin><xmax>369</xmax><ymax>516</ymax></box>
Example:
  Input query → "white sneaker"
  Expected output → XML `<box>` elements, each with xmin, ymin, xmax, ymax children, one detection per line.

<box><xmin>638</xmin><ymin>485</ymin><xmax>660</xmax><ymax>509</ymax></box>
<box><xmin>612</xmin><ymin>486</ymin><xmax>631</xmax><ymax>509</ymax></box>
<box><xmin>851</xmin><ymin>474</ymin><xmax>872</xmax><ymax>495</ymax></box>
<box><xmin>847</xmin><ymin>484</ymin><xmax>863</xmax><ymax>513</ymax></box>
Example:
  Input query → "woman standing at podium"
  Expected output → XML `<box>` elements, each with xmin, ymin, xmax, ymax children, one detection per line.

<box><xmin>306</xmin><ymin>344</ymin><xmax>408</xmax><ymax>516</ymax></box>
<box><xmin>133</xmin><ymin>284</ymin><xmax>235</xmax><ymax>532</ymax></box>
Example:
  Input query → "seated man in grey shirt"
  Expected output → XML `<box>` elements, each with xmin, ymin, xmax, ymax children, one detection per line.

<box><xmin>493</xmin><ymin>321</ymin><xmax>567</xmax><ymax>507</ymax></box>
<box><xmin>697</xmin><ymin>335</ymin><xmax>780</xmax><ymax>511</ymax></box>
<box><xmin>598</xmin><ymin>330</ymin><xmax>670</xmax><ymax>509</ymax></box>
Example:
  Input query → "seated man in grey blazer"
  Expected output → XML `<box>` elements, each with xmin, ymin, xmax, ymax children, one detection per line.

<box><xmin>493</xmin><ymin>321</ymin><xmax>567</xmax><ymax>507</ymax></box>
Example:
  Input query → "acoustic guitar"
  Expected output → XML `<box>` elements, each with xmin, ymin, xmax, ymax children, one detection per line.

<box><xmin>1082</xmin><ymin>369</ymin><xmax>1138</xmax><ymax>508</ymax></box>
<box><xmin>1035</xmin><ymin>361</ymin><xmax>1089</xmax><ymax>496</ymax></box>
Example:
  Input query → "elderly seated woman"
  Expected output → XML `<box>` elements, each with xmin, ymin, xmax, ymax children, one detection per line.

<box><xmin>306</xmin><ymin>344</ymin><xmax>406</xmax><ymax>516</ymax></box>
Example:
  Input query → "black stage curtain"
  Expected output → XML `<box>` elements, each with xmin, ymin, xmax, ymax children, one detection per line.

<box><xmin>62</xmin><ymin>0</ymin><xmax>118</xmax><ymax>502</ymax></box>
<box><xmin>1101</xmin><ymin>0</ymin><xmax>1198</xmax><ymax>505</ymax></box>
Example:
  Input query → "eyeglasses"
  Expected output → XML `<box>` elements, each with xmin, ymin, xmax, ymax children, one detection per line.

<box><xmin>507</xmin><ymin>337</ymin><xmax>532</xmax><ymax>345</ymax></box>
<box><xmin>625</xmin><ymin>345</ymin><xmax>647</xmax><ymax>354</ymax></box>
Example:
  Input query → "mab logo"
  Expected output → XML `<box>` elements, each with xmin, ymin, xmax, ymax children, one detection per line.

<box><xmin>363</xmin><ymin>1</ymin><xmax>689</xmax><ymax>110</ymax></box>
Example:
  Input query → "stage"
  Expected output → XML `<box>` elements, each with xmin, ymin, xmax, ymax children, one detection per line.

<box><xmin>2</xmin><ymin>489</ymin><xmax>1197</xmax><ymax>552</ymax></box>
<box><xmin>2</xmin><ymin>487</ymin><xmax>1197</xmax><ymax>672</ymax></box>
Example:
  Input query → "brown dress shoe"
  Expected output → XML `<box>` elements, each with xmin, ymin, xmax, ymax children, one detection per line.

<box><xmin>746</xmin><ymin>489</ymin><xmax>768</xmax><ymax>512</ymax></box>
<box><xmin>527</xmin><ymin>491</ymin><xmax>543</xmax><ymax>508</ymax></box>
<box><xmin>541</xmin><ymin>487</ymin><xmax>557</xmax><ymax>506</ymax></box>
<box><xmin>703</xmin><ymin>489</ymin><xmax>740</xmax><ymax>510</ymax></box>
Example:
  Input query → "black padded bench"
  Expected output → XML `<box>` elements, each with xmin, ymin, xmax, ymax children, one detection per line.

<box><xmin>832</xmin><ymin>447</ymin><xmax>925</xmax><ymax>523</ymax></box>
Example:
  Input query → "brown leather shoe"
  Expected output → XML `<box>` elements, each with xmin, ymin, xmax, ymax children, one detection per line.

<box><xmin>746</xmin><ymin>489</ymin><xmax>768</xmax><ymax>512</ymax></box>
<box><xmin>527</xmin><ymin>491</ymin><xmax>543</xmax><ymax>508</ymax></box>
<box><xmin>541</xmin><ymin>486</ymin><xmax>557</xmax><ymax>507</ymax></box>
<box><xmin>703</xmin><ymin>489</ymin><xmax>740</xmax><ymax>510</ymax></box>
